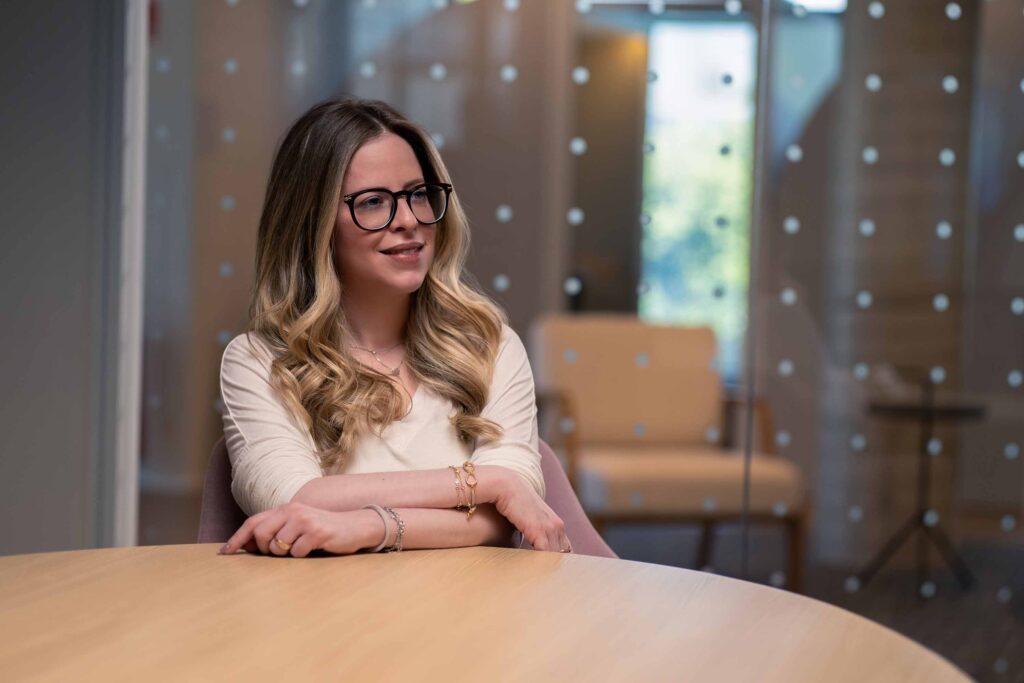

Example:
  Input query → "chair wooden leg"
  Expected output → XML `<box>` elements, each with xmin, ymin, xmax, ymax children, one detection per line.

<box><xmin>696</xmin><ymin>521</ymin><xmax>716</xmax><ymax>569</ymax></box>
<box><xmin>786</xmin><ymin>515</ymin><xmax>805</xmax><ymax>594</ymax></box>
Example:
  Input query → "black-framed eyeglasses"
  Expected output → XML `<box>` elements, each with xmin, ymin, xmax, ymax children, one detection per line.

<box><xmin>342</xmin><ymin>182</ymin><xmax>453</xmax><ymax>232</ymax></box>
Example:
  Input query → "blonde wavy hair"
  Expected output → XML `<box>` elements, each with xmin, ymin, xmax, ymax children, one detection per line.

<box><xmin>248</xmin><ymin>97</ymin><xmax>507</xmax><ymax>470</ymax></box>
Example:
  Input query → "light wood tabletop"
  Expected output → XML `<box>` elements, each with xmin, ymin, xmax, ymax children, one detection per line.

<box><xmin>0</xmin><ymin>544</ymin><xmax>969</xmax><ymax>682</ymax></box>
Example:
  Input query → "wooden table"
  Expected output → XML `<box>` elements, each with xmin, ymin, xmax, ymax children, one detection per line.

<box><xmin>0</xmin><ymin>544</ymin><xmax>969</xmax><ymax>682</ymax></box>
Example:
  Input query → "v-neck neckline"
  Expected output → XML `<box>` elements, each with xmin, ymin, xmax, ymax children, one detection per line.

<box><xmin>399</xmin><ymin>382</ymin><xmax>423</xmax><ymax>422</ymax></box>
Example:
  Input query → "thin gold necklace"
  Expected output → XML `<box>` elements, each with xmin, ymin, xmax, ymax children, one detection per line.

<box><xmin>351</xmin><ymin>341</ymin><xmax>404</xmax><ymax>377</ymax></box>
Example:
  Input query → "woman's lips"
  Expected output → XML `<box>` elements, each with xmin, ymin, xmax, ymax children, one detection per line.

<box><xmin>381</xmin><ymin>245</ymin><xmax>423</xmax><ymax>263</ymax></box>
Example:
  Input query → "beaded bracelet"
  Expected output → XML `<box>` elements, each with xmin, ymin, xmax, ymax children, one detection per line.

<box><xmin>461</xmin><ymin>460</ymin><xmax>477</xmax><ymax>521</ymax></box>
<box><xmin>449</xmin><ymin>464</ymin><xmax>467</xmax><ymax>510</ymax></box>
<box><xmin>361</xmin><ymin>504</ymin><xmax>392</xmax><ymax>553</ymax></box>
<box><xmin>382</xmin><ymin>506</ymin><xmax>405</xmax><ymax>553</ymax></box>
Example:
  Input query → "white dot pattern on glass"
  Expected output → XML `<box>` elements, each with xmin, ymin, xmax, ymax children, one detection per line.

<box><xmin>500</xmin><ymin>64</ymin><xmax>517</xmax><ymax>82</ymax></box>
<box><xmin>924</xmin><ymin>510</ymin><xmax>939</xmax><ymax>527</ymax></box>
<box><xmin>567</xmin><ymin>207</ymin><xmax>585</xmax><ymax>225</ymax></box>
<box><xmin>848</xmin><ymin>505</ymin><xmax>863</xmax><ymax>522</ymax></box>
<box><xmin>155</xmin><ymin>125</ymin><xmax>169</xmax><ymax>141</ymax></box>
<box><xmin>945</xmin><ymin>2</ymin><xmax>961</xmax><ymax>20</ymax></box>
<box><xmin>635</xmin><ymin>353</ymin><xmax>649</xmax><ymax>368</ymax></box>
<box><xmin>930</xmin><ymin>366</ymin><xmax>946</xmax><ymax>384</ymax></box>
<box><xmin>772</xmin><ymin>502</ymin><xmax>788</xmax><ymax>517</ymax></box>
<box><xmin>780</xmin><ymin>287</ymin><xmax>797</xmax><ymax>305</ymax></box>
<box><xmin>359</xmin><ymin>61</ymin><xmax>377</xmax><ymax>79</ymax></box>
<box><xmin>786</xmin><ymin>144</ymin><xmax>803</xmax><ymax>162</ymax></box>
<box><xmin>432</xmin><ymin>0</ymin><xmax>448</xmax><ymax>9</ymax></box>
<box><xmin>429</xmin><ymin>63</ymin><xmax>447</xmax><ymax>81</ymax></box>
<box><xmin>1000</xmin><ymin>515</ymin><xmax>1016</xmax><ymax>532</ymax></box>
<box><xmin>572</xmin><ymin>66</ymin><xmax>590</xmax><ymax>85</ymax></box>
<box><xmin>570</xmin><ymin>137</ymin><xmax>588</xmax><ymax>155</ymax></box>
<box><xmin>218</xmin><ymin>262</ymin><xmax>234</xmax><ymax>278</ymax></box>
<box><xmin>939</xmin><ymin>148</ymin><xmax>956</xmax><ymax>167</ymax></box>
<box><xmin>936</xmin><ymin>221</ymin><xmax>952</xmax><ymax>239</ymax></box>
<box><xmin>844</xmin><ymin>576</ymin><xmax>860</xmax><ymax>593</ymax></box>
<box><xmin>725</xmin><ymin>0</ymin><xmax>742</xmax><ymax>15</ymax></box>
<box><xmin>856</xmin><ymin>291</ymin><xmax>873</xmax><ymax>309</ymax></box>
<box><xmin>1009</xmin><ymin>369</ymin><xmax>1023</xmax><ymax>388</ymax></box>
<box><xmin>222</xmin><ymin>127</ymin><xmax>237</xmax><ymax>143</ymax></box>
<box><xmin>430</xmin><ymin>132</ymin><xmax>445</xmax><ymax>149</ymax></box>
<box><xmin>1018</xmin><ymin>151</ymin><xmax>1024</xmax><ymax>168</ymax></box>
<box><xmin>704</xmin><ymin>426</ymin><xmax>720</xmax><ymax>443</ymax></box>
<box><xmin>639</xmin><ymin>212</ymin><xmax>651</xmax><ymax>226</ymax></box>
<box><xmin>563</xmin><ymin>277</ymin><xmax>582</xmax><ymax>296</ymax></box>
<box><xmin>920</xmin><ymin>581</ymin><xmax>936</xmax><ymax>598</ymax></box>
<box><xmin>156</xmin><ymin>56</ymin><xmax>171</xmax><ymax>73</ymax></box>
<box><xmin>933</xmin><ymin>293</ymin><xmax>949</xmax><ymax>311</ymax></box>
<box><xmin>633</xmin><ymin>422</ymin><xmax>646</xmax><ymax>438</ymax></box>
<box><xmin>560</xmin><ymin>417</ymin><xmax>576</xmax><ymax>434</ymax></box>
<box><xmin>637</xmin><ymin>280</ymin><xmax>651</xmax><ymax>295</ymax></box>
<box><xmin>217</xmin><ymin>330</ymin><xmax>232</xmax><ymax>346</ymax></box>
<box><xmin>702</xmin><ymin>496</ymin><xmax>717</xmax><ymax>512</ymax></box>
<box><xmin>291</xmin><ymin>60</ymin><xmax>307</xmax><ymax>77</ymax></box>
<box><xmin>858</xmin><ymin>219</ymin><xmax>876</xmax><ymax>237</ymax></box>
<box><xmin>850</xmin><ymin>434</ymin><xmax>866</xmax><ymax>451</ymax></box>
<box><xmin>853</xmin><ymin>362</ymin><xmax>870</xmax><ymax>380</ymax></box>
<box><xmin>563</xmin><ymin>348</ymin><xmax>577</xmax><ymax>364</ymax></box>
<box><xmin>220</xmin><ymin>195</ymin><xmax>236</xmax><ymax>211</ymax></box>
<box><xmin>775</xmin><ymin>430</ymin><xmax>791</xmax><ymax>448</ymax></box>
<box><xmin>503</xmin><ymin>0</ymin><xmax>520</xmax><ymax>11</ymax></box>
<box><xmin>214</xmin><ymin>398</ymin><xmax>226</xmax><ymax>414</ymax></box>
<box><xmin>792</xmin><ymin>3</ymin><xmax>807</xmax><ymax>18</ymax></box>
<box><xmin>942</xmin><ymin>75</ymin><xmax>959</xmax><ymax>93</ymax></box>
<box><xmin>295</xmin><ymin>0</ymin><xmax>310</xmax><ymax>6</ymax></box>
<box><xmin>770</xmin><ymin>571</ymin><xmax>786</xmax><ymax>587</ymax></box>
<box><xmin>646</xmin><ymin>70</ymin><xmax>658</xmax><ymax>83</ymax></box>
<box><xmin>643</xmin><ymin>141</ymin><xmax>655</xmax><ymax>154</ymax></box>
<box><xmin>576</xmin><ymin>0</ymin><xmax>592</xmax><ymax>11</ymax></box>
<box><xmin>778</xmin><ymin>359</ymin><xmax>794</xmax><ymax>377</ymax></box>
<box><xmin>783</xmin><ymin>216</ymin><xmax>801</xmax><ymax>234</ymax></box>
<box><xmin>1011</xmin><ymin>298</ymin><xmax>1024</xmax><ymax>316</ymax></box>
<box><xmin>1005</xmin><ymin>443</ymin><xmax>1020</xmax><ymax>460</ymax></box>
<box><xmin>865</xmin><ymin>74</ymin><xmax>882</xmax><ymax>92</ymax></box>
<box><xmin>629</xmin><ymin>492</ymin><xmax>645</xmax><ymax>508</ymax></box>
<box><xmin>492</xmin><ymin>274</ymin><xmax>510</xmax><ymax>292</ymax></box>
<box><xmin>649</xmin><ymin>0</ymin><xmax>665</xmax><ymax>13</ymax></box>
<box><xmin>862</xmin><ymin>146</ymin><xmax>879</xmax><ymax>164</ymax></box>
<box><xmin>224</xmin><ymin>58</ymin><xmax>238</xmax><ymax>75</ymax></box>
<box><xmin>997</xmin><ymin>586</ymin><xmax>1013</xmax><ymax>603</ymax></box>
<box><xmin>867</xmin><ymin>1</ymin><xmax>884</xmax><ymax>19</ymax></box>
<box><xmin>1014</xmin><ymin>224</ymin><xmax>1024</xmax><ymax>241</ymax></box>
<box><xmin>927</xmin><ymin>438</ymin><xmax>942</xmax><ymax>456</ymax></box>
<box><xmin>495</xmin><ymin>204</ymin><xmax>513</xmax><ymax>223</ymax></box>
<box><xmin>994</xmin><ymin>659</ymin><xmax>1008</xmax><ymax>675</ymax></box>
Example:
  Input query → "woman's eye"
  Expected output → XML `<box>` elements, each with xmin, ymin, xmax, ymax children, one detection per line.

<box><xmin>411</xmin><ymin>188</ymin><xmax>428</xmax><ymax>203</ymax></box>
<box><xmin>358</xmin><ymin>194</ymin><xmax>385</xmax><ymax>209</ymax></box>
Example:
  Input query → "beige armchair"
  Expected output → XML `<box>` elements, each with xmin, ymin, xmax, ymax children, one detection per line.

<box><xmin>529</xmin><ymin>313</ymin><xmax>808</xmax><ymax>591</ymax></box>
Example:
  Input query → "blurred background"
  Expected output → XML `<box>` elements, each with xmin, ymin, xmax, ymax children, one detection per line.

<box><xmin>1</xmin><ymin>0</ymin><xmax>1021</xmax><ymax>679</ymax></box>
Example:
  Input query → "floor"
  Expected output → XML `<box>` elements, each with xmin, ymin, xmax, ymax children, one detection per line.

<box><xmin>142</xmin><ymin>491</ymin><xmax>1022</xmax><ymax>682</ymax></box>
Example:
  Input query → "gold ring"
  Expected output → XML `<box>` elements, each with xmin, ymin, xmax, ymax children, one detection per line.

<box><xmin>272</xmin><ymin>537</ymin><xmax>292</xmax><ymax>551</ymax></box>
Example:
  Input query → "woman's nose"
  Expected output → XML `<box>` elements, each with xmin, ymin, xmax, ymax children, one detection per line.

<box><xmin>390</xmin><ymin>195</ymin><xmax>419</xmax><ymax>230</ymax></box>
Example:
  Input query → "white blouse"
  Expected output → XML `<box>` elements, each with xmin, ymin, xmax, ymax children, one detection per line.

<box><xmin>219</xmin><ymin>324</ymin><xmax>545</xmax><ymax>516</ymax></box>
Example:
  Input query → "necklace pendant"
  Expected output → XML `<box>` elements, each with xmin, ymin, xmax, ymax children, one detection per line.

<box><xmin>389</xmin><ymin>367</ymin><xmax>401</xmax><ymax>377</ymax></box>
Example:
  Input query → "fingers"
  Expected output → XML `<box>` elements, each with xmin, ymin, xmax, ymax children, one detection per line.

<box><xmin>270</xmin><ymin>519</ymin><xmax>301</xmax><ymax>556</ymax></box>
<box><xmin>220</xmin><ymin>514</ymin><xmax>261</xmax><ymax>555</ymax></box>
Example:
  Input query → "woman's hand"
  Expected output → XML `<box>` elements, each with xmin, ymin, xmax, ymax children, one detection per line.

<box><xmin>218</xmin><ymin>503</ymin><xmax>382</xmax><ymax>558</ymax></box>
<box><xmin>493</xmin><ymin>474</ymin><xmax>571</xmax><ymax>553</ymax></box>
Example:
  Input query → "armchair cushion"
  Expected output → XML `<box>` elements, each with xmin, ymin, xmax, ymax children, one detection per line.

<box><xmin>575</xmin><ymin>445</ymin><xmax>804</xmax><ymax>517</ymax></box>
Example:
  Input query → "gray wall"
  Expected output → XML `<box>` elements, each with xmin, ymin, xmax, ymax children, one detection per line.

<box><xmin>0</xmin><ymin>1</ymin><xmax>125</xmax><ymax>554</ymax></box>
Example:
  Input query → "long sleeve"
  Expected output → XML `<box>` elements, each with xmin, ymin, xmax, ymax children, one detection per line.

<box><xmin>219</xmin><ymin>333</ymin><xmax>323</xmax><ymax>515</ymax></box>
<box><xmin>472</xmin><ymin>325</ymin><xmax>546</xmax><ymax>500</ymax></box>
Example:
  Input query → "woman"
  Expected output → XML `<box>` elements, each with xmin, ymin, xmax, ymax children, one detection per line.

<box><xmin>217</xmin><ymin>97</ymin><xmax>570</xmax><ymax>558</ymax></box>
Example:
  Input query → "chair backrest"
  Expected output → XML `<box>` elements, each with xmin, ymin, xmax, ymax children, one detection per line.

<box><xmin>198</xmin><ymin>437</ymin><xmax>617</xmax><ymax>559</ymax></box>
<box><xmin>529</xmin><ymin>313</ymin><xmax>721</xmax><ymax>445</ymax></box>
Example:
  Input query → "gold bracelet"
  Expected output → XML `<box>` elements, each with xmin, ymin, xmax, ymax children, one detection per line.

<box><xmin>461</xmin><ymin>460</ymin><xmax>477</xmax><ymax>521</ymax></box>
<box><xmin>449</xmin><ymin>465</ymin><xmax>466</xmax><ymax>509</ymax></box>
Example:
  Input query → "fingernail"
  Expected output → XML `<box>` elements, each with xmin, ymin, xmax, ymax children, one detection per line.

<box><xmin>219</xmin><ymin>544</ymin><xmax>230</xmax><ymax>554</ymax></box>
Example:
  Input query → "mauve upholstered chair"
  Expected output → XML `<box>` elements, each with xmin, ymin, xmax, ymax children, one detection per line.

<box><xmin>198</xmin><ymin>436</ymin><xmax>618</xmax><ymax>559</ymax></box>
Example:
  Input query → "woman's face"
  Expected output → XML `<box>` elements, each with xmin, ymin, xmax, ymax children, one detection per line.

<box><xmin>333</xmin><ymin>131</ymin><xmax>436</xmax><ymax>298</ymax></box>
